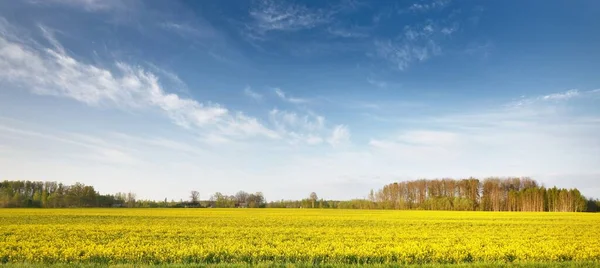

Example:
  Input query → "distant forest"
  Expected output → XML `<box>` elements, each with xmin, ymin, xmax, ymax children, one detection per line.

<box><xmin>1</xmin><ymin>178</ymin><xmax>599</xmax><ymax>212</ymax></box>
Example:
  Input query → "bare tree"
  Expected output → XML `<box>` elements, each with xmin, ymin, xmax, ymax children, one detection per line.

<box><xmin>235</xmin><ymin>191</ymin><xmax>249</xmax><ymax>205</ymax></box>
<box><xmin>126</xmin><ymin>192</ymin><xmax>136</xmax><ymax>208</ymax></box>
<box><xmin>190</xmin><ymin>190</ymin><xmax>200</xmax><ymax>204</ymax></box>
<box><xmin>309</xmin><ymin>192</ymin><xmax>318</xmax><ymax>208</ymax></box>
<box><xmin>368</xmin><ymin>189</ymin><xmax>375</xmax><ymax>203</ymax></box>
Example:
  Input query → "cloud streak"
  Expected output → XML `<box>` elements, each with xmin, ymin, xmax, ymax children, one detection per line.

<box><xmin>509</xmin><ymin>89</ymin><xmax>596</xmax><ymax>107</ymax></box>
<box><xmin>274</xmin><ymin>88</ymin><xmax>309</xmax><ymax>104</ymax></box>
<box><xmin>407</xmin><ymin>0</ymin><xmax>451</xmax><ymax>13</ymax></box>
<box><xmin>542</xmin><ymin>89</ymin><xmax>580</xmax><ymax>101</ymax></box>
<box><xmin>327</xmin><ymin>125</ymin><xmax>350</xmax><ymax>147</ymax></box>
<box><xmin>244</xmin><ymin>86</ymin><xmax>263</xmax><ymax>101</ymax></box>
<box><xmin>248</xmin><ymin>0</ymin><xmax>332</xmax><ymax>35</ymax></box>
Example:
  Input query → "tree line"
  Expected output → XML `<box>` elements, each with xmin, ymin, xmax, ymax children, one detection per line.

<box><xmin>0</xmin><ymin>181</ymin><xmax>140</xmax><ymax>208</ymax></box>
<box><xmin>0</xmin><ymin>180</ymin><xmax>266</xmax><ymax>209</ymax></box>
<box><xmin>367</xmin><ymin>177</ymin><xmax>593</xmax><ymax>212</ymax></box>
<box><xmin>1</xmin><ymin>178</ymin><xmax>598</xmax><ymax>211</ymax></box>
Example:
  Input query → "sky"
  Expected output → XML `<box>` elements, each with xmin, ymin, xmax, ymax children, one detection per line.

<box><xmin>0</xmin><ymin>0</ymin><xmax>599</xmax><ymax>201</ymax></box>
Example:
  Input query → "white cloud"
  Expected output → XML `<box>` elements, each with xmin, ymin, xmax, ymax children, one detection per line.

<box><xmin>509</xmin><ymin>89</ymin><xmax>594</xmax><ymax>107</ymax></box>
<box><xmin>269</xmin><ymin>108</ymin><xmax>332</xmax><ymax>145</ymax></box>
<box><xmin>327</xmin><ymin>125</ymin><xmax>350</xmax><ymax>147</ymax></box>
<box><xmin>441</xmin><ymin>24</ymin><xmax>459</xmax><ymax>35</ymax></box>
<box><xmin>38</xmin><ymin>25</ymin><xmax>65</xmax><ymax>55</ymax></box>
<box><xmin>269</xmin><ymin>109</ymin><xmax>325</xmax><ymax>131</ymax></box>
<box><xmin>0</xmin><ymin>21</ymin><xmax>277</xmax><ymax>141</ymax></box>
<box><xmin>248</xmin><ymin>0</ymin><xmax>332</xmax><ymax>34</ymax></box>
<box><xmin>267</xmin><ymin>108</ymin><xmax>350</xmax><ymax>147</ymax></box>
<box><xmin>274</xmin><ymin>88</ymin><xmax>308</xmax><ymax>104</ymax></box>
<box><xmin>373</xmin><ymin>21</ymin><xmax>449</xmax><ymax>71</ymax></box>
<box><xmin>1</xmin><ymin>19</ymin><xmax>356</xmax><ymax>149</ymax></box>
<box><xmin>541</xmin><ymin>89</ymin><xmax>580</xmax><ymax>101</ymax></box>
<box><xmin>373</xmin><ymin>3</ymin><xmax>463</xmax><ymax>71</ymax></box>
<box><xmin>224</xmin><ymin>112</ymin><xmax>280</xmax><ymax>139</ymax></box>
<box><xmin>244</xmin><ymin>86</ymin><xmax>263</xmax><ymax>101</ymax></box>
<box><xmin>407</xmin><ymin>0</ymin><xmax>450</xmax><ymax>13</ymax></box>
<box><xmin>145</xmin><ymin>63</ymin><xmax>188</xmax><ymax>93</ymax></box>
<box><xmin>274</xmin><ymin>88</ymin><xmax>286</xmax><ymax>98</ymax></box>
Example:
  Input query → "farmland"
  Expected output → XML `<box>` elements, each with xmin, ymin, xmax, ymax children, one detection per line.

<box><xmin>1</xmin><ymin>209</ymin><xmax>599</xmax><ymax>266</ymax></box>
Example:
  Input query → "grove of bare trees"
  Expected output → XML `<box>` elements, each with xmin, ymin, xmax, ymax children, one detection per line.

<box><xmin>371</xmin><ymin>177</ymin><xmax>587</xmax><ymax>212</ymax></box>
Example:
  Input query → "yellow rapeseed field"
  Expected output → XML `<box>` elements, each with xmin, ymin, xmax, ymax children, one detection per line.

<box><xmin>1</xmin><ymin>209</ymin><xmax>599</xmax><ymax>265</ymax></box>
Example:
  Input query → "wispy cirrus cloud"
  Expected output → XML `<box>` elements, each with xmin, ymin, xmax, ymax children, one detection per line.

<box><xmin>327</xmin><ymin>125</ymin><xmax>350</xmax><ymax>147</ymax></box>
<box><xmin>248</xmin><ymin>0</ymin><xmax>333</xmax><ymax>35</ymax></box>
<box><xmin>509</xmin><ymin>89</ymin><xmax>596</xmax><ymax>107</ymax></box>
<box><xmin>372</xmin><ymin>1</ymin><xmax>465</xmax><ymax>71</ymax></box>
<box><xmin>440</xmin><ymin>24</ymin><xmax>459</xmax><ymax>35</ymax></box>
<box><xmin>274</xmin><ymin>88</ymin><xmax>309</xmax><ymax>104</ymax></box>
<box><xmin>145</xmin><ymin>63</ymin><xmax>188</xmax><ymax>93</ymax></box>
<box><xmin>373</xmin><ymin>18</ymin><xmax>452</xmax><ymax>71</ymax></box>
<box><xmin>373</xmin><ymin>37</ymin><xmax>440</xmax><ymax>71</ymax></box>
<box><xmin>541</xmin><ymin>89</ymin><xmax>581</xmax><ymax>101</ymax></box>
<box><xmin>244</xmin><ymin>86</ymin><xmax>263</xmax><ymax>101</ymax></box>
<box><xmin>406</xmin><ymin>0</ymin><xmax>451</xmax><ymax>13</ymax></box>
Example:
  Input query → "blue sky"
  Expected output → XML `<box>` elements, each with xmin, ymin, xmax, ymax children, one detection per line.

<box><xmin>0</xmin><ymin>0</ymin><xmax>599</xmax><ymax>201</ymax></box>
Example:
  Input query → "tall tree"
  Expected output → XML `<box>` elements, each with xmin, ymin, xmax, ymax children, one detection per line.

<box><xmin>309</xmin><ymin>192</ymin><xmax>318</xmax><ymax>208</ymax></box>
<box><xmin>235</xmin><ymin>191</ymin><xmax>249</xmax><ymax>206</ymax></box>
<box><xmin>190</xmin><ymin>191</ymin><xmax>200</xmax><ymax>204</ymax></box>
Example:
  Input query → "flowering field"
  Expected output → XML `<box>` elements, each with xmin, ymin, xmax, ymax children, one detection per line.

<box><xmin>1</xmin><ymin>209</ymin><xmax>599</xmax><ymax>266</ymax></box>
